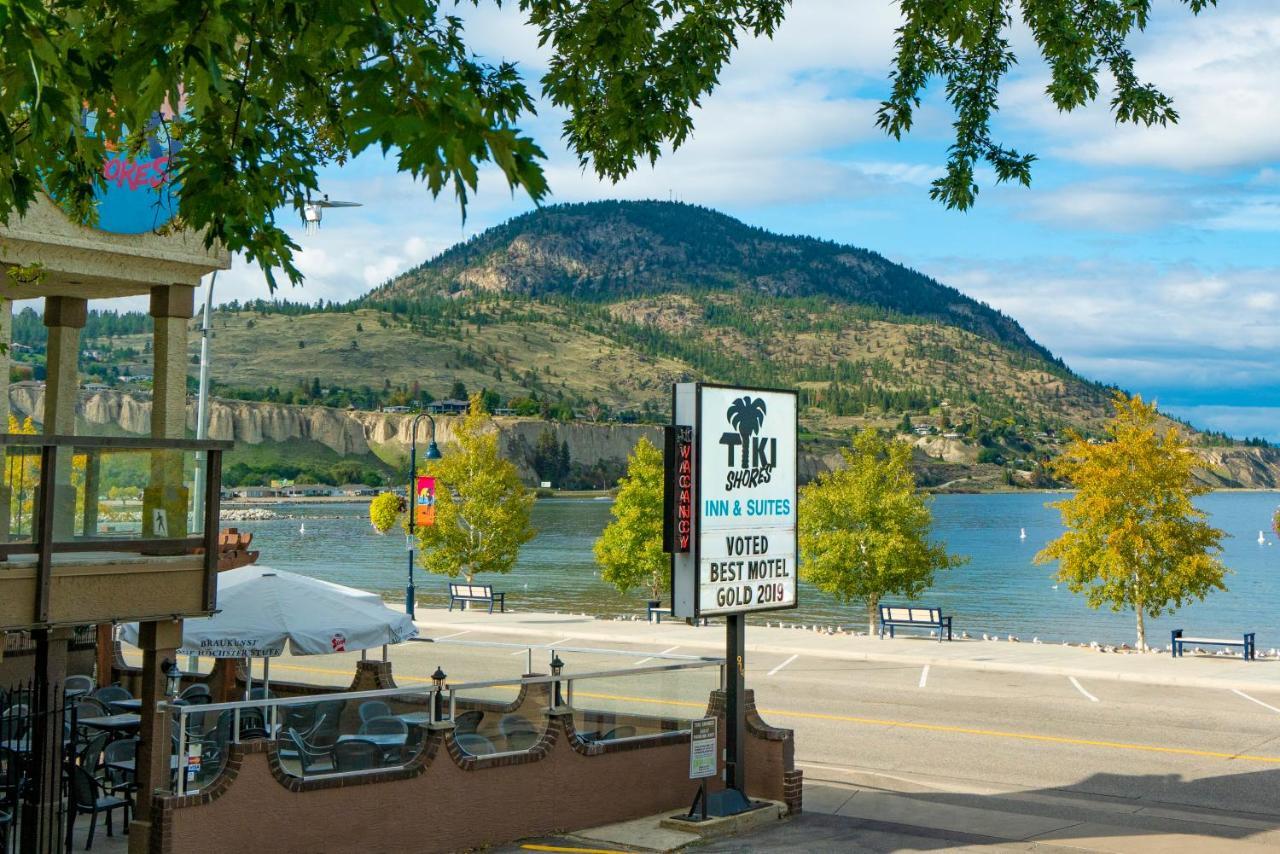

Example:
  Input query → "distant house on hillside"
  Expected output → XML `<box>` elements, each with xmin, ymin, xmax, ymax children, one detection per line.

<box><xmin>236</xmin><ymin>486</ymin><xmax>279</xmax><ymax>499</ymax></box>
<box><xmin>281</xmin><ymin>484</ymin><xmax>334</xmax><ymax>497</ymax></box>
<box><xmin>337</xmin><ymin>484</ymin><xmax>380</xmax><ymax>496</ymax></box>
<box><xmin>427</xmin><ymin>399</ymin><xmax>469</xmax><ymax>415</ymax></box>
<box><xmin>381</xmin><ymin>405</ymin><xmax>412</xmax><ymax>414</ymax></box>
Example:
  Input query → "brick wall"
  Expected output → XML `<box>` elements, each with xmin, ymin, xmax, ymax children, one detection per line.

<box><xmin>153</xmin><ymin>690</ymin><xmax>800</xmax><ymax>853</ymax></box>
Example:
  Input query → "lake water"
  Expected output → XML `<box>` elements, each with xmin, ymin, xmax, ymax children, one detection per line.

<box><xmin>233</xmin><ymin>492</ymin><xmax>1280</xmax><ymax>648</ymax></box>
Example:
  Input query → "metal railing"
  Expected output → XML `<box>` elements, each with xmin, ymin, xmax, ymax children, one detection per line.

<box><xmin>160</xmin><ymin>655</ymin><xmax>725</xmax><ymax>792</ymax></box>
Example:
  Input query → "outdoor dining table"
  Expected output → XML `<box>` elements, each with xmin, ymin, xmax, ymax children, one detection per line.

<box><xmin>107</xmin><ymin>698</ymin><xmax>143</xmax><ymax>713</ymax></box>
<box><xmin>395</xmin><ymin>712</ymin><xmax>433</xmax><ymax>727</ymax></box>
<box><xmin>79</xmin><ymin>714</ymin><xmax>141</xmax><ymax>738</ymax></box>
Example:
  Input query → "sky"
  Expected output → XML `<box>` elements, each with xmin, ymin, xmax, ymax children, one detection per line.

<box><xmin>209</xmin><ymin>0</ymin><xmax>1279</xmax><ymax>441</ymax></box>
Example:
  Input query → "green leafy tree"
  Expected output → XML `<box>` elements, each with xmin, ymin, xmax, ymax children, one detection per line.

<box><xmin>1035</xmin><ymin>394</ymin><xmax>1228</xmax><ymax>650</ymax></box>
<box><xmin>799</xmin><ymin>428</ymin><xmax>967</xmax><ymax>633</ymax></box>
<box><xmin>2</xmin><ymin>2</ymin><xmax>1213</xmax><ymax>286</ymax></box>
<box><xmin>532</xmin><ymin>428</ymin><xmax>561</xmax><ymax>485</ymax></box>
<box><xmin>594</xmin><ymin>438</ymin><xmax>666</xmax><ymax>600</ymax></box>
<box><xmin>415</xmin><ymin>393</ymin><xmax>535</xmax><ymax>582</ymax></box>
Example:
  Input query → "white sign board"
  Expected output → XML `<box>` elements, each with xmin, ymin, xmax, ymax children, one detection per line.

<box><xmin>689</xmin><ymin>717</ymin><xmax>717</xmax><ymax>779</ymax></box>
<box><xmin>670</xmin><ymin>383</ymin><xmax>798</xmax><ymax>618</ymax></box>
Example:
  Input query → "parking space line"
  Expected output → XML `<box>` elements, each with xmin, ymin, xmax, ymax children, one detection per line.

<box><xmin>634</xmin><ymin>646</ymin><xmax>680</xmax><ymax>666</ymax></box>
<box><xmin>509</xmin><ymin>637</ymin><xmax>574</xmax><ymax>655</ymax></box>
<box><xmin>432</xmin><ymin>630</ymin><xmax>473</xmax><ymax>640</ymax></box>
<box><xmin>1233</xmin><ymin>689</ymin><xmax>1280</xmax><ymax>715</ymax></box>
<box><xmin>1069</xmin><ymin>676</ymin><xmax>1099</xmax><ymax>702</ymax></box>
<box><xmin>768</xmin><ymin>654</ymin><xmax>799</xmax><ymax>677</ymax></box>
<box><xmin>918</xmin><ymin>665</ymin><xmax>930</xmax><ymax>689</ymax></box>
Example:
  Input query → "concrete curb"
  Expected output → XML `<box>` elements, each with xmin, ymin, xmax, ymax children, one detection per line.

<box><xmin>413</xmin><ymin>610</ymin><xmax>1280</xmax><ymax>694</ymax></box>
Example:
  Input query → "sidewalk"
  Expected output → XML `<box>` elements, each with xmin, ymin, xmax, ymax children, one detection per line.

<box><xmin>411</xmin><ymin>607</ymin><xmax>1280</xmax><ymax>693</ymax></box>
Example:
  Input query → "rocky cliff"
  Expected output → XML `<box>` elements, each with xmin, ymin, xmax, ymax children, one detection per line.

<box><xmin>9</xmin><ymin>386</ymin><xmax>1279</xmax><ymax>489</ymax></box>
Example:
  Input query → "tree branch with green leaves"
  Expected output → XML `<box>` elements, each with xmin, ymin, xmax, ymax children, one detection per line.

<box><xmin>0</xmin><ymin>0</ymin><xmax>1215</xmax><ymax>286</ymax></box>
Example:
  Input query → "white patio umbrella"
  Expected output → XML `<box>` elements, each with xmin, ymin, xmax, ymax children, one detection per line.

<box><xmin>122</xmin><ymin>565</ymin><xmax>417</xmax><ymax>697</ymax></box>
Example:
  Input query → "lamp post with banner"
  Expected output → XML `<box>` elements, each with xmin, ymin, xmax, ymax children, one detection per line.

<box><xmin>406</xmin><ymin>413</ymin><xmax>442</xmax><ymax>618</ymax></box>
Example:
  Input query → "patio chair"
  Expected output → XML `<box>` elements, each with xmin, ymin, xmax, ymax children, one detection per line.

<box><xmin>0</xmin><ymin>713</ymin><xmax>26</xmax><ymax>742</ymax></box>
<box><xmin>90</xmin><ymin>686</ymin><xmax>132</xmax><ymax>706</ymax></box>
<box><xmin>499</xmin><ymin>715</ymin><xmax>540</xmax><ymax>751</ymax></box>
<box><xmin>101</xmin><ymin>739</ymin><xmax>138</xmax><ymax>806</ymax></box>
<box><xmin>178</xmin><ymin>684</ymin><xmax>212</xmax><ymax>703</ymax></box>
<box><xmin>282</xmin><ymin>704</ymin><xmax>319</xmax><ymax>738</ymax></box>
<box><xmin>79</xmin><ymin>732</ymin><xmax>110</xmax><ymax>780</ymax></box>
<box><xmin>75</xmin><ymin>697</ymin><xmax>111</xmax><ymax>719</ymax></box>
<box><xmin>281</xmin><ymin>729</ymin><xmax>335</xmax><ymax>775</ymax></box>
<box><xmin>333</xmin><ymin>739</ymin><xmax>383</xmax><ymax>772</ymax></box>
<box><xmin>65</xmin><ymin>675</ymin><xmax>95</xmax><ymax>695</ymax></box>
<box><xmin>358</xmin><ymin>717</ymin><xmax>407</xmax><ymax>737</ymax></box>
<box><xmin>453</xmin><ymin>710</ymin><xmax>483</xmax><ymax>735</ymax></box>
<box><xmin>68</xmin><ymin>764</ymin><xmax>129</xmax><ymax>851</ymax></box>
<box><xmin>455</xmin><ymin>733</ymin><xmax>497</xmax><ymax>756</ymax></box>
<box><xmin>358</xmin><ymin>700</ymin><xmax>393</xmax><ymax>723</ymax></box>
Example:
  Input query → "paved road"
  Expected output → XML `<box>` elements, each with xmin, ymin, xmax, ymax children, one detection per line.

<box><xmin>124</xmin><ymin>618</ymin><xmax>1280</xmax><ymax>849</ymax></box>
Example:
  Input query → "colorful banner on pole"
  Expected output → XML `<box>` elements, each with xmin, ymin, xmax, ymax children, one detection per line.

<box><xmin>414</xmin><ymin>476</ymin><xmax>436</xmax><ymax>527</ymax></box>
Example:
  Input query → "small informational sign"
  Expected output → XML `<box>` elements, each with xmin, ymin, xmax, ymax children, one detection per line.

<box><xmin>152</xmin><ymin>508</ymin><xmax>168</xmax><ymax>537</ymax></box>
<box><xmin>670</xmin><ymin>383</ymin><xmax>798</xmax><ymax>618</ymax></box>
<box><xmin>185</xmin><ymin>741</ymin><xmax>203</xmax><ymax>785</ymax></box>
<box><xmin>689</xmin><ymin>717</ymin><xmax>717</xmax><ymax>779</ymax></box>
<box><xmin>413</xmin><ymin>475</ymin><xmax>436</xmax><ymax>527</ymax></box>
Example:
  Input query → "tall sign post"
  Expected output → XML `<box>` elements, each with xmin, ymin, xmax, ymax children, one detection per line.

<box><xmin>664</xmin><ymin>382</ymin><xmax>798</xmax><ymax>817</ymax></box>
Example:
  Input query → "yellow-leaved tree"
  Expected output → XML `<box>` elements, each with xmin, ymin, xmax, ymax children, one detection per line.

<box><xmin>413</xmin><ymin>393</ymin><xmax>536</xmax><ymax>583</ymax></box>
<box><xmin>799</xmin><ymin>428</ymin><xmax>966</xmax><ymax>633</ymax></box>
<box><xmin>594</xmin><ymin>437</ymin><xmax>666</xmax><ymax>601</ymax></box>
<box><xmin>1035</xmin><ymin>394</ymin><xmax>1228</xmax><ymax>650</ymax></box>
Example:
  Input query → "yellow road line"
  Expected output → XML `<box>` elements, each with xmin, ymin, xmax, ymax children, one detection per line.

<box><xmin>573</xmin><ymin>691</ymin><xmax>1280</xmax><ymax>765</ymax></box>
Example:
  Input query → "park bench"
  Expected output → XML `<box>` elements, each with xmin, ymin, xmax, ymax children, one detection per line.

<box><xmin>647</xmin><ymin>604</ymin><xmax>673</xmax><ymax>623</ymax></box>
<box><xmin>447</xmin><ymin>584</ymin><xmax>506</xmax><ymax>614</ymax></box>
<box><xmin>1171</xmin><ymin>629</ymin><xmax>1255</xmax><ymax>660</ymax></box>
<box><xmin>879</xmin><ymin>605</ymin><xmax>952</xmax><ymax>642</ymax></box>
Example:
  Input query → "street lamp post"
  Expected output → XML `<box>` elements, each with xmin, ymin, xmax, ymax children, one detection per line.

<box><xmin>407</xmin><ymin>412</ymin><xmax>442</xmax><ymax>619</ymax></box>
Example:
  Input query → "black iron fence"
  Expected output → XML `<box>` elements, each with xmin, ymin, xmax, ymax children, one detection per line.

<box><xmin>1</xmin><ymin>680</ymin><xmax>77</xmax><ymax>854</ymax></box>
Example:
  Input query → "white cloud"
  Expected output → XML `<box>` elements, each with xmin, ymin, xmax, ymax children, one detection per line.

<box><xmin>1160</xmin><ymin>405</ymin><xmax>1280</xmax><ymax>442</ymax></box>
<box><xmin>1002</xmin><ymin>2</ymin><xmax>1280</xmax><ymax>171</ymax></box>
<box><xmin>928</xmin><ymin>257</ymin><xmax>1280</xmax><ymax>397</ymax></box>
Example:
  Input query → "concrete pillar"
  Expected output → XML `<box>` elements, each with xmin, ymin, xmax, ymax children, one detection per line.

<box><xmin>43</xmin><ymin>297</ymin><xmax>86</xmax><ymax>537</ymax></box>
<box><xmin>129</xmin><ymin>618</ymin><xmax>183</xmax><ymax>853</ymax></box>
<box><xmin>144</xmin><ymin>285</ymin><xmax>193</xmax><ymax>541</ymax></box>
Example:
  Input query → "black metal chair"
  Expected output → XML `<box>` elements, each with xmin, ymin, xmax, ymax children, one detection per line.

<box><xmin>455</xmin><ymin>733</ymin><xmax>497</xmax><ymax>756</ymax></box>
<box><xmin>89</xmin><ymin>686</ymin><xmax>131</xmax><ymax>706</ymax></box>
<box><xmin>358</xmin><ymin>700</ymin><xmax>392</xmax><ymax>723</ymax></box>
<box><xmin>281</xmin><ymin>729</ymin><xmax>335</xmax><ymax>775</ymax></box>
<box><xmin>453</xmin><ymin>710</ymin><xmax>483</xmax><ymax>735</ymax></box>
<box><xmin>178</xmin><ymin>684</ymin><xmax>211</xmax><ymax>703</ymax></box>
<box><xmin>68</xmin><ymin>765</ymin><xmax>129</xmax><ymax>850</ymax></box>
<box><xmin>79</xmin><ymin>732</ymin><xmax>109</xmax><ymax>780</ymax></box>
<box><xmin>64</xmin><ymin>675</ymin><xmax>95</xmax><ymax>696</ymax></box>
<box><xmin>333</xmin><ymin>739</ymin><xmax>382</xmax><ymax>772</ymax></box>
<box><xmin>101</xmin><ymin>738</ymin><xmax>138</xmax><ymax>810</ymax></box>
<box><xmin>499</xmin><ymin>715</ymin><xmax>540</xmax><ymax>751</ymax></box>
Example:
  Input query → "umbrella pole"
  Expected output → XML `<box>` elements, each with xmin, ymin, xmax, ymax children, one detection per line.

<box><xmin>264</xmin><ymin>657</ymin><xmax>271</xmax><ymax>698</ymax></box>
<box><xmin>244</xmin><ymin>654</ymin><xmax>251</xmax><ymax>701</ymax></box>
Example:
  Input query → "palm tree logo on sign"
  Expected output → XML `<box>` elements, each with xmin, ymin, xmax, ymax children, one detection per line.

<box><xmin>720</xmin><ymin>396</ymin><xmax>776</xmax><ymax>491</ymax></box>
